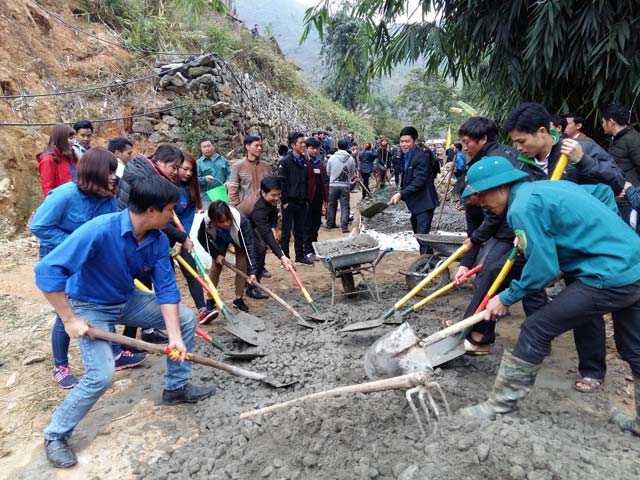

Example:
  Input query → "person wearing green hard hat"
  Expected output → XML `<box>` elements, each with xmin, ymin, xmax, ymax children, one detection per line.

<box><xmin>458</xmin><ymin>156</ymin><xmax>640</xmax><ymax>439</ymax></box>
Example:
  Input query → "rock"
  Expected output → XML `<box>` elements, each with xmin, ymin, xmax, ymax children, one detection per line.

<box><xmin>509</xmin><ymin>465</ymin><xmax>526</xmax><ymax>480</ymax></box>
<box><xmin>163</xmin><ymin>115</ymin><xmax>179</xmax><ymax>126</ymax></box>
<box><xmin>302</xmin><ymin>454</ymin><xmax>318</xmax><ymax>468</ymax></box>
<box><xmin>148</xmin><ymin>133</ymin><xmax>164</xmax><ymax>143</ymax></box>
<box><xmin>22</xmin><ymin>354</ymin><xmax>45</xmax><ymax>366</ymax></box>
<box><xmin>188</xmin><ymin>66</ymin><xmax>214</xmax><ymax>77</ymax></box>
<box><xmin>527</xmin><ymin>470</ymin><xmax>552</xmax><ymax>480</ymax></box>
<box><xmin>476</xmin><ymin>444</ymin><xmax>490</xmax><ymax>462</ymax></box>
<box><xmin>132</xmin><ymin>121</ymin><xmax>154</xmax><ymax>135</ymax></box>
<box><xmin>398</xmin><ymin>465</ymin><xmax>419</xmax><ymax>480</ymax></box>
<box><xmin>160</xmin><ymin>72</ymin><xmax>188</xmax><ymax>88</ymax></box>
<box><xmin>192</xmin><ymin>74</ymin><xmax>215</xmax><ymax>86</ymax></box>
<box><xmin>260</xmin><ymin>465</ymin><xmax>273</xmax><ymax>477</ymax></box>
<box><xmin>212</xmin><ymin>101</ymin><xmax>232</xmax><ymax>115</ymax></box>
<box><xmin>368</xmin><ymin>467</ymin><xmax>379</xmax><ymax>478</ymax></box>
<box><xmin>457</xmin><ymin>437</ymin><xmax>473</xmax><ymax>451</ymax></box>
<box><xmin>273</xmin><ymin>458</ymin><xmax>284</xmax><ymax>468</ymax></box>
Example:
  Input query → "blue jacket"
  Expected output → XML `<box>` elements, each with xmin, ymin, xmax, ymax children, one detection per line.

<box><xmin>174</xmin><ymin>185</ymin><xmax>196</xmax><ymax>235</ymax></box>
<box><xmin>30</xmin><ymin>182</ymin><xmax>117</xmax><ymax>250</ymax></box>
<box><xmin>400</xmin><ymin>147</ymin><xmax>439</xmax><ymax>214</ymax></box>
<box><xmin>499</xmin><ymin>180</ymin><xmax>640</xmax><ymax>306</ymax></box>
<box><xmin>625</xmin><ymin>186</ymin><xmax>640</xmax><ymax>234</ymax></box>
<box><xmin>359</xmin><ymin>150</ymin><xmax>376</xmax><ymax>174</ymax></box>
<box><xmin>34</xmin><ymin>210</ymin><xmax>179</xmax><ymax>305</ymax></box>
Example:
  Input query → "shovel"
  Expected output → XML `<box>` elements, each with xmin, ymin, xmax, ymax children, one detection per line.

<box><xmin>222</xmin><ymin>260</ymin><xmax>315</xmax><ymax>329</ymax></box>
<box><xmin>87</xmin><ymin>328</ymin><xmax>295</xmax><ymax>388</ymax></box>
<box><xmin>339</xmin><ymin>263</ymin><xmax>482</xmax><ymax>332</ymax></box>
<box><xmin>363</xmin><ymin>311</ymin><xmax>488</xmax><ymax>379</ymax></box>
<box><xmin>360</xmin><ymin>201</ymin><xmax>392</xmax><ymax>219</ymax></box>
<box><xmin>172</xmin><ymin>249</ymin><xmax>263</xmax><ymax>346</ymax></box>
<box><xmin>380</xmin><ymin>244</ymin><xmax>468</xmax><ymax>322</ymax></box>
<box><xmin>287</xmin><ymin>265</ymin><xmax>320</xmax><ymax>313</ymax></box>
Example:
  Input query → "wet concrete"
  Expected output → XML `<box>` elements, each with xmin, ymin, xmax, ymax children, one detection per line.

<box><xmin>142</xmin><ymin>280</ymin><xmax>640</xmax><ymax>480</ymax></box>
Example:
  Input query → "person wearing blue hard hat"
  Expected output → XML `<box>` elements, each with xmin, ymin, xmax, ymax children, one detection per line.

<box><xmin>458</xmin><ymin>156</ymin><xmax>640</xmax><ymax>438</ymax></box>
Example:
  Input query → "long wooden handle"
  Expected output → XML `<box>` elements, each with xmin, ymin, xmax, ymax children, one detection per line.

<box><xmin>222</xmin><ymin>260</ymin><xmax>305</xmax><ymax>322</ymax></box>
<box><xmin>239</xmin><ymin>372</ymin><xmax>429</xmax><ymax>419</ymax></box>
<box><xmin>87</xmin><ymin>327</ymin><xmax>265</xmax><ymax>381</ymax></box>
<box><xmin>421</xmin><ymin>310</ymin><xmax>488</xmax><ymax>347</ymax></box>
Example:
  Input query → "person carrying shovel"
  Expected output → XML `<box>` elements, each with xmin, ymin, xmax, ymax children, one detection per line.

<box><xmin>35</xmin><ymin>175</ymin><xmax>215</xmax><ymax>469</ymax></box>
<box><xmin>457</xmin><ymin>156</ymin><xmax>640</xmax><ymax>438</ymax></box>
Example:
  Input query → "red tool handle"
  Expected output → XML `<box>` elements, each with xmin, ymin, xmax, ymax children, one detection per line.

<box><xmin>287</xmin><ymin>266</ymin><xmax>304</xmax><ymax>290</ymax></box>
<box><xmin>453</xmin><ymin>263</ymin><xmax>483</xmax><ymax>286</ymax></box>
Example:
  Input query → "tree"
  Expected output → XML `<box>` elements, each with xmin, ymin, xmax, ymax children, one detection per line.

<box><xmin>302</xmin><ymin>1</ymin><xmax>640</xmax><ymax>127</ymax></box>
<box><xmin>317</xmin><ymin>8</ymin><xmax>370</xmax><ymax>110</ymax></box>
<box><xmin>361</xmin><ymin>93</ymin><xmax>403</xmax><ymax>143</ymax></box>
<box><xmin>396</xmin><ymin>68</ymin><xmax>463</xmax><ymax>138</ymax></box>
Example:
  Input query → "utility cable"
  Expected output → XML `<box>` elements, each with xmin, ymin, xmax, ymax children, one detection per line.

<box><xmin>0</xmin><ymin>104</ymin><xmax>185</xmax><ymax>127</ymax></box>
<box><xmin>31</xmin><ymin>0</ymin><xmax>204</xmax><ymax>56</ymax></box>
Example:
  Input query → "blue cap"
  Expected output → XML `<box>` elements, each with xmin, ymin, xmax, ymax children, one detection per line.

<box><xmin>462</xmin><ymin>156</ymin><xmax>529</xmax><ymax>199</ymax></box>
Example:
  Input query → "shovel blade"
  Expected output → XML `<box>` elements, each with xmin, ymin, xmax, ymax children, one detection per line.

<box><xmin>424</xmin><ymin>336</ymin><xmax>466</xmax><ymax>367</ymax></box>
<box><xmin>340</xmin><ymin>319</ymin><xmax>384</xmax><ymax>332</ymax></box>
<box><xmin>223</xmin><ymin>322</ymin><xmax>261</xmax><ymax>346</ymax></box>
<box><xmin>224</xmin><ymin>351</ymin><xmax>265</xmax><ymax>360</ymax></box>
<box><xmin>364</xmin><ymin>323</ymin><xmax>433</xmax><ymax>380</ymax></box>
<box><xmin>262</xmin><ymin>377</ymin><xmax>299</xmax><ymax>388</ymax></box>
<box><xmin>360</xmin><ymin>202</ymin><xmax>390</xmax><ymax>218</ymax></box>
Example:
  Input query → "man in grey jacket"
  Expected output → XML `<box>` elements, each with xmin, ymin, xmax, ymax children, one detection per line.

<box><xmin>325</xmin><ymin>139</ymin><xmax>356</xmax><ymax>233</ymax></box>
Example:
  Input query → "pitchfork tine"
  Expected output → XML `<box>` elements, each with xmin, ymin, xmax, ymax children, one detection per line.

<box><xmin>429</xmin><ymin>382</ymin><xmax>451</xmax><ymax>416</ymax></box>
<box><xmin>406</xmin><ymin>387</ymin><xmax>427</xmax><ymax>438</ymax></box>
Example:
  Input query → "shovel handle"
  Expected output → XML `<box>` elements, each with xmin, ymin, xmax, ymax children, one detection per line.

<box><xmin>222</xmin><ymin>260</ymin><xmax>305</xmax><ymax>322</ymax></box>
<box><xmin>407</xmin><ymin>263</ymin><xmax>483</xmax><ymax>314</ymax></box>
<box><xmin>550</xmin><ymin>154</ymin><xmax>569</xmax><ymax>181</ymax></box>
<box><xmin>420</xmin><ymin>311</ymin><xmax>488</xmax><ymax>347</ymax></box>
<box><xmin>287</xmin><ymin>265</ymin><xmax>314</xmax><ymax>305</ymax></box>
<box><xmin>394</xmin><ymin>244</ymin><xmax>468</xmax><ymax>311</ymax></box>
<box><xmin>88</xmin><ymin>327</ymin><xmax>266</xmax><ymax>381</ymax></box>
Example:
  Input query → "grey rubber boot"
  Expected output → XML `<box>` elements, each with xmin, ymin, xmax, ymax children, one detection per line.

<box><xmin>459</xmin><ymin>351</ymin><xmax>542</xmax><ymax>420</ymax></box>
<box><xmin>610</xmin><ymin>377</ymin><xmax>640</xmax><ymax>436</ymax></box>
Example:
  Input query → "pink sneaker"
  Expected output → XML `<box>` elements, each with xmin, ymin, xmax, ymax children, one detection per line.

<box><xmin>53</xmin><ymin>365</ymin><xmax>78</xmax><ymax>389</ymax></box>
<box><xmin>114</xmin><ymin>350</ymin><xmax>147</xmax><ymax>371</ymax></box>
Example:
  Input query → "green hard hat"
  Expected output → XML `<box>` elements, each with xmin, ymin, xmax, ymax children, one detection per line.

<box><xmin>462</xmin><ymin>156</ymin><xmax>529</xmax><ymax>199</ymax></box>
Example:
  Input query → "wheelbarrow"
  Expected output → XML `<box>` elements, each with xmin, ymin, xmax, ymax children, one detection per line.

<box><xmin>399</xmin><ymin>233</ymin><xmax>467</xmax><ymax>297</ymax></box>
<box><xmin>311</xmin><ymin>234</ymin><xmax>391</xmax><ymax>308</ymax></box>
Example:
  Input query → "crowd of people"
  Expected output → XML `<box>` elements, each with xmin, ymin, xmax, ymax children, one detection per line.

<box><xmin>29</xmin><ymin>100</ymin><xmax>640</xmax><ymax>467</ymax></box>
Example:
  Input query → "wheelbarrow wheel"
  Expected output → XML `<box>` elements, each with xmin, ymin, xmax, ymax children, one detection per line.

<box><xmin>405</xmin><ymin>255</ymin><xmax>450</xmax><ymax>297</ymax></box>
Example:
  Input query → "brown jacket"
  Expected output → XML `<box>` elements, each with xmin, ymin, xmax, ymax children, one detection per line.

<box><xmin>228</xmin><ymin>158</ymin><xmax>272</xmax><ymax>216</ymax></box>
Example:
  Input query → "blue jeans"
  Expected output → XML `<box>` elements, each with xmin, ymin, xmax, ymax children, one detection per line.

<box><xmin>39</xmin><ymin>244</ymin><xmax>122</xmax><ymax>367</ymax></box>
<box><xmin>43</xmin><ymin>290</ymin><xmax>196</xmax><ymax>441</ymax></box>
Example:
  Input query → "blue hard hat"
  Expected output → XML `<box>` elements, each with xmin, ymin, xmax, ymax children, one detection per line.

<box><xmin>462</xmin><ymin>156</ymin><xmax>529</xmax><ymax>199</ymax></box>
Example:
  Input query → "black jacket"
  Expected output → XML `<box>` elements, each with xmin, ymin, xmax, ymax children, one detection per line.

<box><xmin>249</xmin><ymin>197</ymin><xmax>283</xmax><ymax>258</ymax></box>
<box><xmin>197</xmin><ymin>207</ymin><xmax>260</xmax><ymax>276</ymax></box>
<box><xmin>118</xmin><ymin>155</ymin><xmax>187</xmax><ymax>245</ymax></box>
<box><xmin>277</xmin><ymin>152</ymin><xmax>309</xmax><ymax>204</ymax></box>
<box><xmin>460</xmin><ymin>138</ymin><xmax>625</xmax><ymax>267</ymax></box>
<box><xmin>400</xmin><ymin>147</ymin><xmax>439</xmax><ymax>214</ymax></box>
<box><xmin>608</xmin><ymin>126</ymin><xmax>640</xmax><ymax>185</ymax></box>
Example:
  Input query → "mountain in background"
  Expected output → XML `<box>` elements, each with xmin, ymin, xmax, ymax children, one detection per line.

<box><xmin>232</xmin><ymin>0</ymin><xmax>416</xmax><ymax>98</ymax></box>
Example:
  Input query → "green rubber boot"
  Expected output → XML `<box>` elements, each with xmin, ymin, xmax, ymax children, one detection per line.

<box><xmin>610</xmin><ymin>377</ymin><xmax>640</xmax><ymax>436</ymax></box>
<box><xmin>459</xmin><ymin>351</ymin><xmax>542</xmax><ymax>420</ymax></box>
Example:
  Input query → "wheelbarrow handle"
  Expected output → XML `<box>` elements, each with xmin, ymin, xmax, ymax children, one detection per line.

<box><xmin>373</xmin><ymin>247</ymin><xmax>393</xmax><ymax>267</ymax></box>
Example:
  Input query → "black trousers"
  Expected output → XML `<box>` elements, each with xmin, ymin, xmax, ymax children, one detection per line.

<box><xmin>360</xmin><ymin>172</ymin><xmax>371</xmax><ymax>199</ymax></box>
<box><xmin>513</xmin><ymin>280</ymin><xmax>640</xmax><ymax>378</ymax></box>
<box><xmin>467</xmin><ymin>240</ymin><xmax>549</xmax><ymax>344</ymax></box>
<box><xmin>254</xmin><ymin>239</ymin><xmax>267</xmax><ymax>283</ymax></box>
<box><xmin>177</xmin><ymin>249</ymin><xmax>205</xmax><ymax>310</ymax></box>
<box><xmin>411</xmin><ymin>209</ymin><xmax>435</xmax><ymax>255</ymax></box>
<box><xmin>304</xmin><ymin>190</ymin><xmax>323</xmax><ymax>256</ymax></box>
<box><xmin>327</xmin><ymin>186</ymin><xmax>350</xmax><ymax>231</ymax></box>
<box><xmin>280</xmin><ymin>199</ymin><xmax>307</xmax><ymax>261</ymax></box>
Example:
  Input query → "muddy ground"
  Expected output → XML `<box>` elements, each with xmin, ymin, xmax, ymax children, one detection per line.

<box><xmin>1</xmin><ymin>196</ymin><xmax>639</xmax><ymax>479</ymax></box>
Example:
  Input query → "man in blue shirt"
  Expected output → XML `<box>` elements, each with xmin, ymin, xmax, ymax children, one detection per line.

<box><xmin>35</xmin><ymin>175</ymin><xmax>215</xmax><ymax>468</ymax></box>
<box><xmin>458</xmin><ymin>157</ymin><xmax>640</xmax><ymax>438</ymax></box>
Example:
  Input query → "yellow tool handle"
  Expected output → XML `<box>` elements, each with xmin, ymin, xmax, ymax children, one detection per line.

<box><xmin>411</xmin><ymin>281</ymin><xmax>457</xmax><ymax>312</ymax></box>
<box><xmin>487</xmin><ymin>257</ymin><xmax>515</xmax><ymax>298</ymax></box>
<box><xmin>550</xmin><ymin>154</ymin><xmax>569</xmax><ymax>180</ymax></box>
<box><xmin>394</xmin><ymin>244</ymin><xmax>467</xmax><ymax>310</ymax></box>
<box><xmin>172</xmin><ymin>253</ymin><xmax>224</xmax><ymax>310</ymax></box>
<box><xmin>134</xmin><ymin>279</ymin><xmax>152</xmax><ymax>293</ymax></box>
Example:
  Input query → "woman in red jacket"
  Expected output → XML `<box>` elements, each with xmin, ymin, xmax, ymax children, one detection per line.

<box><xmin>37</xmin><ymin>124</ymin><xmax>78</xmax><ymax>196</ymax></box>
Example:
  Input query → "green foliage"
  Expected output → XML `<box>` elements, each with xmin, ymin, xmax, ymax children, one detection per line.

<box><xmin>319</xmin><ymin>8</ymin><xmax>371</xmax><ymax>110</ymax></box>
<box><xmin>362</xmin><ymin>94</ymin><xmax>403</xmax><ymax>143</ymax></box>
<box><xmin>396</xmin><ymin>69</ymin><xmax>465</xmax><ymax>138</ymax></box>
<box><xmin>303</xmin><ymin>0</ymin><xmax>640</xmax><ymax>128</ymax></box>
